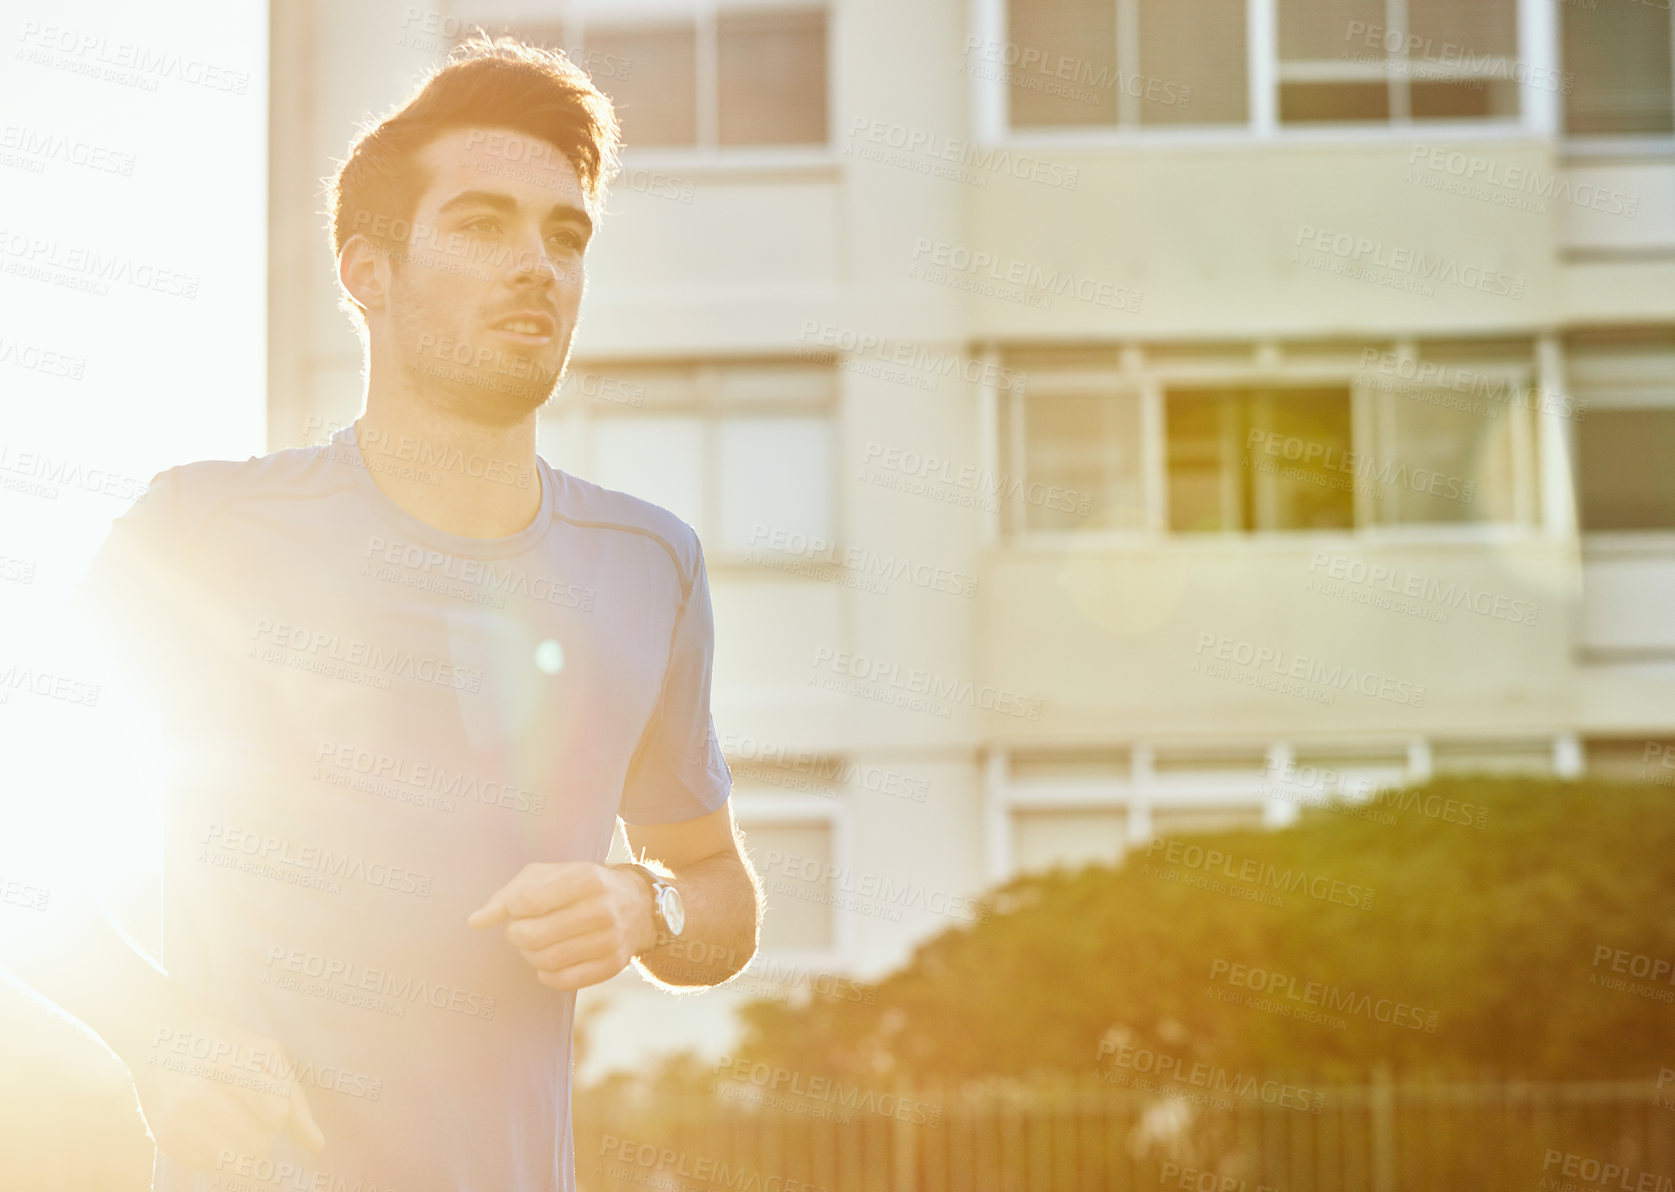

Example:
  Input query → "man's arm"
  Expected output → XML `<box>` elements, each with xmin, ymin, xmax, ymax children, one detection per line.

<box><xmin>622</xmin><ymin>803</ymin><xmax>761</xmax><ymax>987</ymax></box>
<box><xmin>4</xmin><ymin>892</ymin><xmax>325</xmax><ymax>1162</ymax></box>
<box><xmin>3</xmin><ymin>888</ymin><xmax>186</xmax><ymax>1065</ymax></box>
<box><xmin>467</xmin><ymin>803</ymin><xmax>762</xmax><ymax>992</ymax></box>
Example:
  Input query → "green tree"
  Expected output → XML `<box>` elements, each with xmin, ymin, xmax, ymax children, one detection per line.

<box><xmin>731</xmin><ymin>777</ymin><xmax>1675</xmax><ymax>1084</ymax></box>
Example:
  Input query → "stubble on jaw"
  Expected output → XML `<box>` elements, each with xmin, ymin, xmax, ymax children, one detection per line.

<box><xmin>387</xmin><ymin>266</ymin><xmax>573</xmax><ymax>429</ymax></box>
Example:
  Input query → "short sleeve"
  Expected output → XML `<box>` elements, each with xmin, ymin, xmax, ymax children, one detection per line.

<box><xmin>617</xmin><ymin>538</ymin><xmax>733</xmax><ymax>825</ymax></box>
<box><xmin>73</xmin><ymin>468</ymin><xmax>194</xmax><ymax>684</ymax></box>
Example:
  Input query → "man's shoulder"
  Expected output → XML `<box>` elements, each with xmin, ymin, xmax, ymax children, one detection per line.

<box><xmin>544</xmin><ymin>464</ymin><xmax>703</xmax><ymax>592</ymax></box>
<box><xmin>144</xmin><ymin>442</ymin><xmax>346</xmax><ymax>534</ymax></box>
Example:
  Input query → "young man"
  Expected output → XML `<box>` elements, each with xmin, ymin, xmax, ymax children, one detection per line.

<box><xmin>23</xmin><ymin>36</ymin><xmax>761</xmax><ymax>1191</ymax></box>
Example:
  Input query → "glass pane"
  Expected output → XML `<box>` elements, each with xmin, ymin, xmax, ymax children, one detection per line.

<box><xmin>1005</xmin><ymin>0</ymin><xmax>1119</xmax><ymax>128</ymax></box>
<box><xmin>717</xmin><ymin>8</ymin><xmax>829</xmax><ymax>145</ymax></box>
<box><xmin>585</xmin><ymin>24</ymin><xmax>698</xmax><ymax>148</ymax></box>
<box><xmin>716</xmin><ymin>416</ymin><xmax>834</xmax><ymax>554</ymax></box>
<box><xmin>1584</xmin><ymin>736</ymin><xmax>1675</xmax><ymax>783</ymax></box>
<box><xmin>1431</xmin><ymin>739</ymin><xmax>1553</xmax><ymax>776</ymax></box>
<box><xmin>1248</xmin><ymin>388</ymin><xmax>1355</xmax><ymax>531</ymax></box>
<box><xmin>559</xmin><ymin>363</ymin><xmax>694</xmax><ymax>410</ymax></box>
<box><xmin>589</xmin><ymin>416</ymin><xmax>705</xmax><ymax>529</ymax></box>
<box><xmin>1279</xmin><ymin>81</ymin><xmax>1391</xmax><ymax>123</ymax></box>
<box><xmin>1367</xmin><ymin>392</ymin><xmax>1519</xmax><ymax>525</ymax></box>
<box><xmin>1023</xmin><ymin>390</ymin><xmax>1145</xmax><ymax>531</ymax></box>
<box><xmin>1562</xmin><ymin>0</ymin><xmax>1674</xmax><ymax>135</ymax></box>
<box><xmin>1010</xmin><ymin>749</ymin><xmax>1129</xmax><ymax>781</ymax></box>
<box><xmin>713</xmin><ymin>363</ymin><xmax>835</xmax><ymax>407</ymax></box>
<box><xmin>1167</xmin><ymin>390</ymin><xmax>1243</xmax><ymax>532</ymax></box>
<box><xmin>1138</xmin><ymin>0</ymin><xmax>1248</xmax><ymax>124</ymax></box>
<box><xmin>1149</xmin><ymin>805</ymin><xmax>1267</xmax><ymax>835</ymax></box>
<box><xmin>1011</xmin><ymin>810</ymin><xmax>1127</xmax><ymax>875</ymax></box>
<box><xmin>1411</xmin><ymin>78</ymin><xmax>1520</xmax><ymax>121</ymax></box>
<box><xmin>1167</xmin><ymin>388</ymin><xmax>1353</xmax><ymax>532</ymax></box>
<box><xmin>1579</xmin><ymin>409</ymin><xmax>1675</xmax><ymax>530</ymax></box>
<box><xmin>1407</xmin><ymin>0</ymin><xmax>1518</xmax><ymax>57</ymax></box>
<box><xmin>743</xmin><ymin>821</ymin><xmax>834</xmax><ymax>951</ymax></box>
<box><xmin>1277</xmin><ymin>0</ymin><xmax>1385</xmax><ymax>62</ymax></box>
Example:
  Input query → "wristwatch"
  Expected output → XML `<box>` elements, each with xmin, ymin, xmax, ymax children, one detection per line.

<box><xmin>618</xmin><ymin>863</ymin><xmax>685</xmax><ymax>951</ymax></box>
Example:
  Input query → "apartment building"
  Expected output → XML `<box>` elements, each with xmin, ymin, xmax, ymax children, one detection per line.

<box><xmin>268</xmin><ymin>0</ymin><xmax>1675</xmax><ymax>1074</ymax></box>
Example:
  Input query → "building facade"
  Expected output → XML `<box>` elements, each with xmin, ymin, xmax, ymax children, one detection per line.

<box><xmin>268</xmin><ymin>0</ymin><xmax>1675</xmax><ymax>1077</ymax></box>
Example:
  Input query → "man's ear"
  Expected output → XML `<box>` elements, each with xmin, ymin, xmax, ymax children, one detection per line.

<box><xmin>337</xmin><ymin>233</ymin><xmax>391</xmax><ymax>315</ymax></box>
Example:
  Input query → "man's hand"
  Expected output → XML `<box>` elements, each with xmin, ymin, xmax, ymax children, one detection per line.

<box><xmin>122</xmin><ymin>1014</ymin><xmax>326</xmax><ymax>1172</ymax></box>
<box><xmin>468</xmin><ymin>862</ymin><xmax>656</xmax><ymax>991</ymax></box>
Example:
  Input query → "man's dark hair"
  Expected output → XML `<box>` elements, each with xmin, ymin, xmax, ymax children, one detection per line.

<box><xmin>326</xmin><ymin>33</ymin><xmax>621</xmax><ymax>265</ymax></box>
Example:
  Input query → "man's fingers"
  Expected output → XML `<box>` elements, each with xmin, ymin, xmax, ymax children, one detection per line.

<box><xmin>466</xmin><ymin>893</ymin><xmax>509</xmax><ymax>929</ymax></box>
<box><xmin>522</xmin><ymin>927</ymin><xmax>618</xmax><ymax>974</ymax></box>
<box><xmin>229</xmin><ymin>1076</ymin><xmax>290</xmax><ymax>1132</ymax></box>
<box><xmin>503</xmin><ymin>902</ymin><xmax>611</xmax><ymax>952</ymax></box>
<box><xmin>469</xmin><ymin>862</ymin><xmax>598</xmax><ymax>928</ymax></box>
<box><xmin>180</xmin><ymin>1095</ymin><xmax>274</xmax><ymax>1172</ymax></box>
<box><xmin>536</xmin><ymin>958</ymin><xmax>619</xmax><ymax>991</ymax></box>
<box><xmin>286</xmin><ymin>1083</ymin><xmax>327</xmax><ymax>1152</ymax></box>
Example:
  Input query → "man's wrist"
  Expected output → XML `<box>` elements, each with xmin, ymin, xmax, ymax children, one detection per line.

<box><xmin>105</xmin><ymin>970</ymin><xmax>190</xmax><ymax>1066</ymax></box>
<box><xmin>613</xmin><ymin>864</ymin><xmax>663</xmax><ymax>957</ymax></box>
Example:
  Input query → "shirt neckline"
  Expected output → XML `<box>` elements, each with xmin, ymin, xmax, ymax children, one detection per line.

<box><xmin>330</xmin><ymin>423</ymin><xmax>555</xmax><ymax>560</ymax></box>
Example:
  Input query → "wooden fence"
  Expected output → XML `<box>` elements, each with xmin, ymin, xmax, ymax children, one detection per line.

<box><xmin>575</xmin><ymin>1072</ymin><xmax>1674</xmax><ymax>1192</ymax></box>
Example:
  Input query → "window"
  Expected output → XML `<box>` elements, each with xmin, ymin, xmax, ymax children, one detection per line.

<box><xmin>1283</xmin><ymin>746</ymin><xmax>1410</xmax><ymax>803</ymax></box>
<box><xmin>1277</xmin><ymin>0</ymin><xmax>1520</xmax><ymax>125</ymax></box>
<box><xmin>1562</xmin><ymin>0</ymin><xmax>1675</xmax><ymax>136</ymax></box>
<box><xmin>1147</xmin><ymin>747</ymin><xmax>1269</xmax><ymax>835</ymax></box>
<box><xmin>738</xmin><ymin>818</ymin><xmax>835</xmax><ymax>952</ymax></box>
<box><xmin>584</xmin><ymin>25</ymin><xmax>699</xmax><ymax>148</ymax></box>
<box><xmin>1011</xmin><ymin>809</ymin><xmax>1128</xmax><ymax>874</ymax></box>
<box><xmin>1584</xmin><ymin>737</ymin><xmax>1675</xmax><ymax>784</ymax></box>
<box><xmin>1002</xmin><ymin>342</ymin><xmax>1539</xmax><ymax>539</ymax></box>
<box><xmin>553</xmin><ymin>362</ymin><xmax>836</xmax><ymax>555</ymax></box>
<box><xmin>1167</xmin><ymin>386</ymin><xmax>1355</xmax><ymax>532</ymax></box>
<box><xmin>999</xmin><ymin>0</ymin><xmax>1526</xmax><ymax>132</ymax></box>
<box><xmin>1148</xmin><ymin>805</ymin><xmax>1266</xmax><ymax>836</ymax></box>
<box><xmin>1579</xmin><ymin>409</ymin><xmax>1675</xmax><ymax>530</ymax></box>
<box><xmin>1004</xmin><ymin>0</ymin><xmax>1247</xmax><ymax>128</ymax></box>
<box><xmin>572</xmin><ymin>8</ymin><xmax>829</xmax><ymax>149</ymax></box>
<box><xmin>1358</xmin><ymin>386</ymin><xmax>1524</xmax><ymax>526</ymax></box>
<box><xmin>1005</xmin><ymin>750</ymin><xmax>1131</xmax><ymax>874</ymax></box>
<box><xmin>716</xmin><ymin>9</ymin><xmax>830</xmax><ymax>145</ymax></box>
<box><xmin>1000</xmin><ymin>350</ymin><xmax>1145</xmax><ymax>533</ymax></box>
<box><xmin>1570</xmin><ymin>329</ymin><xmax>1675</xmax><ymax>532</ymax></box>
<box><xmin>1431</xmin><ymin>739</ymin><xmax>1554</xmax><ymax>777</ymax></box>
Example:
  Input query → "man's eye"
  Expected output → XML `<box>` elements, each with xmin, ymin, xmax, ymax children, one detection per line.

<box><xmin>548</xmin><ymin>230</ymin><xmax>584</xmax><ymax>252</ymax></box>
<box><xmin>465</xmin><ymin>217</ymin><xmax>499</xmax><ymax>233</ymax></box>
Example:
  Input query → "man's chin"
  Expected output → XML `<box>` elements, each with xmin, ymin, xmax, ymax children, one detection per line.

<box><xmin>401</xmin><ymin>355</ymin><xmax>560</xmax><ymax>426</ymax></box>
<box><xmin>450</xmin><ymin>382</ymin><xmax>556</xmax><ymax>428</ymax></box>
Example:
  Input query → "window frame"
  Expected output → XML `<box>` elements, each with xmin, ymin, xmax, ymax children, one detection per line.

<box><xmin>559</xmin><ymin>0</ymin><xmax>837</xmax><ymax>166</ymax></box>
<box><xmin>1574</xmin><ymin>381</ymin><xmax>1675</xmax><ymax>540</ymax></box>
<box><xmin>730</xmin><ymin>790</ymin><xmax>852</xmax><ymax>968</ymax></box>
<box><xmin>995</xmin><ymin>344</ymin><xmax>1545</xmax><ymax>548</ymax></box>
<box><xmin>547</xmin><ymin>358</ymin><xmax>841</xmax><ymax>562</ymax></box>
<box><xmin>973</xmin><ymin>0</ymin><xmax>1563</xmax><ymax>145</ymax></box>
<box><xmin>1556</xmin><ymin>0</ymin><xmax>1675</xmax><ymax>152</ymax></box>
<box><xmin>990</xmin><ymin>736</ymin><xmax>1566</xmax><ymax>882</ymax></box>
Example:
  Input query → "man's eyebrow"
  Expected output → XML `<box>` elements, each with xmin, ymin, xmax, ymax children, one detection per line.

<box><xmin>436</xmin><ymin>190</ymin><xmax>593</xmax><ymax>235</ymax></box>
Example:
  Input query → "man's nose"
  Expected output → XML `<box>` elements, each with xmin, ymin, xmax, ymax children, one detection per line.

<box><xmin>505</xmin><ymin>236</ymin><xmax>560</xmax><ymax>288</ymax></box>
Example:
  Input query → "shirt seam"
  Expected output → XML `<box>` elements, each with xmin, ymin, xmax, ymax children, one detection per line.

<box><xmin>549</xmin><ymin>512</ymin><xmax>694</xmax><ymax>601</ymax></box>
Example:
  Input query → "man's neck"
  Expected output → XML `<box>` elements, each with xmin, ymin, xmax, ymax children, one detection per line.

<box><xmin>353</xmin><ymin>398</ymin><xmax>544</xmax><ymax>540</ymax></box>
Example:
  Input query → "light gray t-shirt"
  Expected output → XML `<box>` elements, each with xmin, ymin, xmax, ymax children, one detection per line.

<box><xmin>80</xmin><ymin>424</ymin><xmax>732</xmax><ymax>1192</ymax></box>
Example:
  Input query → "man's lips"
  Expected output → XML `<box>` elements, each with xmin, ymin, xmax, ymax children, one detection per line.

<box><xmin>486</xmin><ymin>311</ymin><xmax>557</xmax><ymax>340</ymax></box>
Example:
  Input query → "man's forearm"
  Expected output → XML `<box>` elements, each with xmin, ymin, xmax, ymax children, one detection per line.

<box><xmin>2</xmin><ymin>891</ymin><xmax>186</xmax><ymax>1065</ymax></box>
<box><xmin>634</xmin><ymin>851</ymin><xmax>761</xmax><ymax>988</ymax></box>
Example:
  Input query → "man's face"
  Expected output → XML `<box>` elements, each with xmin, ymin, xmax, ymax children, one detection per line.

<box><xmin>382</xmin><ymin>125</ymin><xmax>593</xmax><ymax>426</ymax></box>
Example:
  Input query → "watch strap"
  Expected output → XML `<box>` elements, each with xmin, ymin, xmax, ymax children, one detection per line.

<box><xmin>619</xmin><ymin>862</ymin><xmax>677</xmax><ymax>950</ymax></box>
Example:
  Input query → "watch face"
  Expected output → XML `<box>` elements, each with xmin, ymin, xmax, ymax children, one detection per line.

<box><xmin>658</xmin><ymin>886</ymin><xmax>685</xmax><ymax>937</ymax></box>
